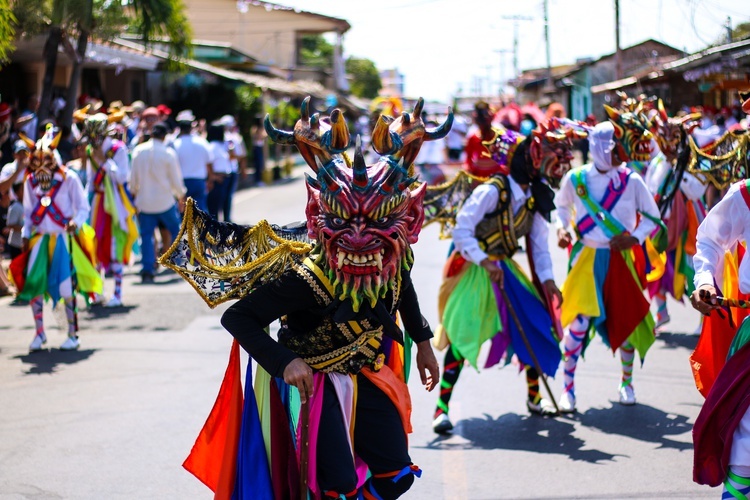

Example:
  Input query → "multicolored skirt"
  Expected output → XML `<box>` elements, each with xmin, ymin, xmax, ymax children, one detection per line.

<box><xmin>647</xmin><ymin>193</ymin><xmax>705</xmax><ymax>301</ymax></box>
<box><xmin>90</xmin><ymin>177</ymin><xmax>139</xmax><ymax>268</ymax></box>
<box><xmin>561</xmin><ymin>243</ymin><xmax>655</xmax><ymax>360</ymax></box>
<box><xmin>9</xmin><ymin>227</ymin><xmax>103</xmax><ymax>302</ymax></box>
<box><xmin>182</xmin><ymin>340</ymin><xmax>414</xmax><ymax>499</ymax></box>
<box><xmin>434</xmin><ymin>251</ymin><xmax>561</xmax><ymax>376</ymax></box>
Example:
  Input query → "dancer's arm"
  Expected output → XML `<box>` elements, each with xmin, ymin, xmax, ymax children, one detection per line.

<box><xmin>221</xmin><ymin>272</ymin><xmax>318</xmax><ymax>378</ymax></box>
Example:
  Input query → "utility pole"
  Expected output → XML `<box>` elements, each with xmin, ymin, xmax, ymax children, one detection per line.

<box><xmin>726</xmin><ymin>16</ymin><xmax>733</xmax><ymax>43</ymax></box>
<box><xmin>543</xmin><ymin>0</ymin><xmax>552</xmax><ymax>90</ymax></box>
<box><xmin>495</xmin><ymin>49</ymin><xmax>512</xmax><ymax>97</ymax></box>
<box><xmin>615</xmin><ymin>0</ymin><xmax>622</xmax><ymax>80</ymax></box>
<box><xmin>502</xmin><ymin>15</ymin><xmax>533</xmax><ymax>80</ymax></box>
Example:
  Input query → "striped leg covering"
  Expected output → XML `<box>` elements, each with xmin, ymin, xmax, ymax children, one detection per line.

<box><xmin>654</xmin><ymin>290</ymin><xmax>669</xmax><ymax>326</ymax></box>
<box><xmin>31</xmin><ymin>296</ymin><xmax>45</xmax><ymax>338</ymax></box>
<box><xmin>111</xmin><ymin>262</ymin><xmax>123</xmax><ymax>300</ymax></box>
<box><xmin>619</xmin><ymin>341</ymin><xmax>635</xmax><ymax>389</ymax></box>
<box><xmin>64</xmin><ymin>297</ymin><xmax>77</xmax><ymax>337</ymax></box>
<box><xmin>526</xmin><ymin>367</ymin><xmax>541</xmax><ymax>404</ymax></box>
<box><xmin>434</xmin><ymin>346</ymin><xmax>464</xmax><ymax>419</ymax></box>
<box><xmin>723</xmin><ymin>469</ymin><xmax>750</xmax><ymax>499</ymax></box>
<box><xmin>562</xmin><ymin>315</ymin><xmax>589</xmax><ymax>399</ymax></box>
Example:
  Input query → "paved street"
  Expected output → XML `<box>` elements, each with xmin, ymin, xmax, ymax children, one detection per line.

<box><xmin>0</xmin><ymin>166</ymin><xmax>716</xmax><ymax>499</ymax></box>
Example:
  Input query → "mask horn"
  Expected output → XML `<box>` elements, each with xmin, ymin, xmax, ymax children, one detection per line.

<box><xmin>263</xmin><ymin>114</ymin><xmax>295</xmax><ymax>145</ymax></box>
<box><xmin>49</xmin><ymin>131</ymin><xmax>62</xmax><ymax>150</ymax></box>
<box><xmin>301</xmin><ymin>96</ymin><xmax>311</xmax><ymax>120</ymax></box>
<box><xmin>352</xmin><ymin>135</ymin><xmax>369</xmax><ymax>191</ymax></box>
<box><xmin>425</xmin><ymin>108</ymin><xmax>454</xmax><ymax>141</ymax></box>
<box><xmin>328</xmin><ymin>109</ymin><xmax>349</xmax><ymax>151</ymax></box>
<box><xmin>18</xmin><ymin>133</ymin><xmax>36</xmax><ymax>150</ymax></box>
<box><xmin>371</xmin><ymin>115</ymin><xmax>395</xmax><ymax>155</ymax></box>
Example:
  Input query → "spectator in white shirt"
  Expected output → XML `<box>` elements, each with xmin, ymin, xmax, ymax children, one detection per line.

<box><xmin>172</xmin><ymin>110</ymin><xmax>213</xmax><ymax>212</ymax></box>
<box><xmin>130</xmin><ymin>122</ymin><xmax>186</xmax><ymax>283</ymax></box>
<box><xmin>219</xmin><ymin>114</ymin><xmax>246</xmax><ymax>222</ymax></box>
<box><xmin>206</xmin><ymin>124</ymin><xmax>233</xmax><ymax>221</ymax></box>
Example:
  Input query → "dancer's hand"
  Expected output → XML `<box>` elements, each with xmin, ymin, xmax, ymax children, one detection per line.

<box><xmin>65</xmin><ymin>221</ymin><xmax>78</xmax><ymax>234</ymax></box>
<box><xmin>690</xmin><ymin>284</ymin><xmax>719</xmax><ymax>316</ymax></box>
<box><xmin>283</xmin><ymin>358</ymin><xmax>314</xmax><ymax>403</ymax></box>
<box><xmin>557</xmin><ymin>228</ymin><xmax>572</xmax><ymax>248</ymax></box>
<box><xmin>480</xmin><ymin>258</ymin><xmax>503</xmax><ymax>286</ymax></box>
<box><xmin>610</xmin><ymin>233</ymin><xmax>638</xmax><ymax>251</ymax></box>
<box><xmin>416</xmin><ymin>340</ymin><xmax>440</xmax><ymax>392</ymax></box>
<box><xmin>543</xmin><ymin>280</ymin><xmax>563</xmax><ymax>306</ymax></box>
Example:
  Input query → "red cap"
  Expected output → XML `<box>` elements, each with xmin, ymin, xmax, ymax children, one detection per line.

<box><xmin>156</xmin><ymin>104</ymin><xmax>172</xmax><ymax>116</ymax></box>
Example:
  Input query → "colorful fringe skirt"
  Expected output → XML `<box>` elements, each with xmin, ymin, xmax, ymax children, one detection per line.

<box><xmin>9</xmin><ymin>228</ymin><xmax>103</xmax><ymax>302</ymax></box>
<box><xmin>90</xmin><ymin>177</ymin><xmax>139</xmax><ymax>269</ymax></box>
<box><xmin>434</xmin><ymin>251</ymin><xmax>561</xmax><ymax>376</ymax></box>
<box><xmin>561</xmin><ymin>244</ymin><xmax>655</xmax><ymax>360</ymax></box>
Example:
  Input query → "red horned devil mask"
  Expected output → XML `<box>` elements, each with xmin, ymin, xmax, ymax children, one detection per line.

<box><xmin>265</xmin><ymin>97</ymin><xmax>452</xmax><ymax>310</ymax></box>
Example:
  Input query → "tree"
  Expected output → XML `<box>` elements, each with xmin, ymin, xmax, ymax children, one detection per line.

<box><xmin>298</xmin><ymin>34</ymin><xmax>333</xmax><ymax>69</ymax></box>
<box><xmin>345</xmin><ymin>57</ymin><xmax>381</xmax><ymax>99</ymax></box>
<box><xmin>731</xmin><ymin>22</ymin><xmax>750</xmax><ymax>43</ymax></box>
<box><xmin>0</xmin><ymin>0</ymin><xmax>16</xmax><ymax>63</ymax></box>
<box><xmin>6</xmin><ymin>0</ymin><xmax>192</xmax><ymax>125</ymax></box>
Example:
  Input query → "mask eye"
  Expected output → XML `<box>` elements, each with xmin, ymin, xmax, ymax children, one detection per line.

<box><xmin>374</xmin><ymin>216</ymin><xmax>390</xmax><ymax>226</ymax></box>
<box><xmin>328</xmin><ymin>216</ymin><xmax>346</xmax><ymax>228</ymax></box>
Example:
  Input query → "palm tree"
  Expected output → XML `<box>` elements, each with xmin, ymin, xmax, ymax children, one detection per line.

<box><xmin>3</xmin><ymin>0</ymin><xmax>191</xmax><ymax>125</ymax></box>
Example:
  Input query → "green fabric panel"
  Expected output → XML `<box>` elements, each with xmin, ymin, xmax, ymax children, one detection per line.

<box><xmin>19</xmin><ymin>235</ymin><xmax>50</xmax><ymax>301</ymax></box>
<box><xmin>441</xmin><ymin>263</ymin><xmax>502</xmax><ymax>369</ymax></box>
<box><xmin>728</xmin><ymin>317</ymin><xmax>750</xmax><ymax>360</ymax></box>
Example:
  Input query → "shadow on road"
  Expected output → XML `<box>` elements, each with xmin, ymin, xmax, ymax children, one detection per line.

<box><xmin>132</xmin><ymin>277</ymin><xmax>185</xmax><ymax>287</ymax></box>
<box><xmin>422</xmin><ymin>412</ymin><xmax>620</xmax><ymax>464</ymax></box>
<box><xmin>655</xmin><ymin>332</ymin><xmax>699</xmax><ymax>351</ymax></box>
<box><xmin>12</xmin><ymin>348</ymin><xmax>97</xmax><ymax>375</ymax></box>
<box><xmin>85</xmin><ymin>305</ymin><xmax>138</xmax><ymax>319</ymax></box>
<box><xmin>574</xmin><ymin>402</ymin><xmax>693</xmax><ymax>451</ymax></box>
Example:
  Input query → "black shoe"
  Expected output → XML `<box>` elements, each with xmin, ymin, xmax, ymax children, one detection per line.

<box><xmin>141</xmin><ymin>273</ymin><xmax>154</xmax><ymax>284</ymax></box>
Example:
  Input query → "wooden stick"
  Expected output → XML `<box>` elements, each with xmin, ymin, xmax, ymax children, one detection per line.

<box><xmin>699</xmin><ymin>289</ymin><xmax>750</xmax><ymax>309</ymax></box>
<box><xmin>717</xmin><ymin>296</ymin><xmax>750</xmax><ymax>309</ymax></box>
<box><xmin>499</xmin><ymin>287</ymin><xmax>560</xmax><ymax>415</ymax></box>
<box><xmin>299</xmin><ymin>399</ymin><xmax>310</xmax><ymax>500</ymax></box>
<box><xmin>68</xmin><ymin>232</ymin><xmax>78</xmax><ymax>334</ymax></box>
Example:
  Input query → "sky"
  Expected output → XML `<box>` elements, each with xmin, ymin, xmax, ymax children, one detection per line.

<box><xmin>277</xmin><ymin>0</ymin><xmax>749</xmax><ymax>103</ymax></box>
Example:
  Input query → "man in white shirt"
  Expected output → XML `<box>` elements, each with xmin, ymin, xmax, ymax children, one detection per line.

<box><xmin>130</xmin><ymin>122</ymin><xmax>186</xmax><ymax>283</ymax></box>
<box><xmin>690</xmin><ymin>178</ymin><xmax>750</xmax><ymax>498</ymax></box>
<box><xmin>432</xmin><ymin>126</ymin><xmax>566</xmax><ymax>433</ymax></box>
<box><xmin>171</xmin><ymin>110</ymin><xmax>213</xmax><ymax>212</ymax></box>
<box><xmin>555</xmin><ymin>121</ymin><xmax>661</xmax><ymax>412</ymax></box>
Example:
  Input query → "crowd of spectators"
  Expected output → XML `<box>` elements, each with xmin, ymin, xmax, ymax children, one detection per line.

<box><xmin>0</xmin><ymin>95</ymin><xmax>269</xmax><ymax>291</ymax></box>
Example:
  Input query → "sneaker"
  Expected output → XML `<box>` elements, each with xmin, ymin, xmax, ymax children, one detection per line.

<box><xmin>527</xmin><ymin>398</ymin><xmax>558</xmax><ymax>416</ymax></box>
<box><xmin>619</xmin><ymin>384</ymin><xmax>636</xmax><ymax>406</ymax></box>
<box><xmin>558</xmin><ymin>391</ymin><xmax>576</xmax><ymax>413</ymax></box>
<box><xmin>60</xmin><ymin>336</ymin><xmax>80</xmax><ymax>351</ymax></box>
<box><xmin>29</xmin><ymin>333</ymin><xmax>47</xmax><ymax>352</ymax></box>
<box><xmin>105</xmin><ymin>296</ymin><xmax>123</xmax><ymax>308</ymax></box>
<box><xmin>654</xmin><ymin>312</ymin><xmax>670</xmax><ymax>332</ymax></box>
<box><xmin>141</xmin><ymin>273</ymin><xmax>154</xmax><ymax>284</ymax></box>
<box><xmin>432</xmin><ymin>413</ymin><xmax>454</xmax><ymax>434</ymax></box>
<box><xmin>90</xmin><ymin>293</ymin><xmax>106</xmax><ymax>306</ymax></box>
